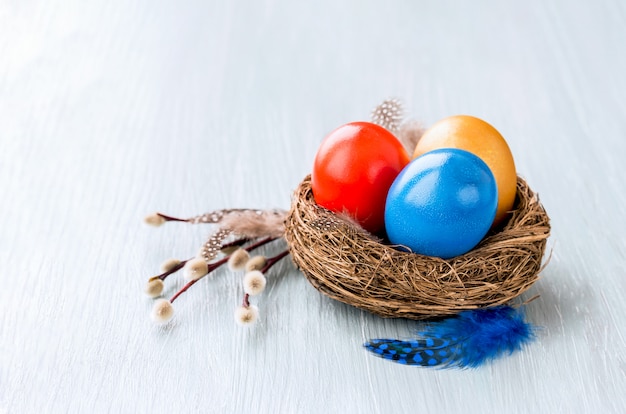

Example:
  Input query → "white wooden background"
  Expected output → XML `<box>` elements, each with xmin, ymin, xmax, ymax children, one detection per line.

<box><xmin>1</xmin><ymin>1</ymin><xmax>625</xmax><ymax>413</ymax></box>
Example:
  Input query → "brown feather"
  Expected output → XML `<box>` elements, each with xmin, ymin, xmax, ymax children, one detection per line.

<box><xmin>220</xmin><ymin>209</ymin><xmax>287</xmax><ymax>239</ymax></box>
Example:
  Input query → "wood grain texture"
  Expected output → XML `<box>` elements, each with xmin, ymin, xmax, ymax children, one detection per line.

<box><xmin>1</xmin><ymin>0</ymin><xmax>625</xmax><ymax>413</ymax></box>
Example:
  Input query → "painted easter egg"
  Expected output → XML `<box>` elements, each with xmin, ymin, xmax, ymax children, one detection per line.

<box><xmin>311</xmin><ymin>122</ymin><xmax>410</xmax><ymax>234</ymax></box>
<box><xmin>412</xmin><ymin>115</ymin><xmax>516</xmax><ymax>226</ymax></box>
<box><xmin>384</xmin><ymin>148</ymin><xmax>498</xmax><ymax>259</ymax></box>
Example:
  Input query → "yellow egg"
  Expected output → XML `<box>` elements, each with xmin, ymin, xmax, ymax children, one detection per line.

<box><xmin>412</xmin><ymin>115</ymin><xmax>517</xmax><ymax>226</ymax></box>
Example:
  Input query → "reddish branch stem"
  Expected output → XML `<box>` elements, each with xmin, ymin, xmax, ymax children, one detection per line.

<box><xmin>154</xmin><ymin>259</ymin><xmax>189</xmax><ymax>281</ymax></box>
<box><xmin>242</xmin><ymin>236</ymin><xmax>277</xmax><ymax>252</ymax></box>
<box><xmin>169</xmin><ymin>255</ymin><xmax>229</xmax><ymax>303</ymax></box>
<box><xmin>168</xmin><ymin>236</ymin><xmax>280</xmax><ymax>303</ymax></box>
<box><xmin>261</xmin><ymin>250</ymin><xmax>290</xmax><ymax>273</ymax></box>
<box><xmin>220</xmin><ymin>237</ymin><xmax>251</xmax><ymax>251</ymax></box>
<box><xmin>156</xmin><ymin>212</ymin><xmax>191</xmax><ymax>223</ymax></box>
<box><xmin>240</xmin><ymin>249</ymin><xmax>290</xmax><ymax>309</ymax></box>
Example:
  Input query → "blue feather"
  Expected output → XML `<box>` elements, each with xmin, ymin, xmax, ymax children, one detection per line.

<box><xmin>364</xmin><ymin>305</ymin><xmax>536</xmax><ymax>368</ymax></box>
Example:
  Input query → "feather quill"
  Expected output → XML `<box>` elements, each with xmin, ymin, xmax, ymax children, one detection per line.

<box><xmin>364</xmin><ymin>305</ymin><xmax>536</xmax><ymax>368</ymax></box>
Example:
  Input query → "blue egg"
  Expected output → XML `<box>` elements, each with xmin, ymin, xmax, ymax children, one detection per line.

<box><xmin>384</xmin><ymin>148</ymin><xmax>498</xmax><ymax>259</ymax></box>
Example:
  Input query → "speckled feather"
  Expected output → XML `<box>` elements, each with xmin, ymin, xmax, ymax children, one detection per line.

<box><xmin>364</xmin><ymin>306</ymin><xmax>536</xmax><ymax>368</ymax></box>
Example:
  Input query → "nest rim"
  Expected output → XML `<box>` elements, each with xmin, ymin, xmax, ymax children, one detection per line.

<box><xmin>284</xmin><ymin>175</ymin><xmax>551</xmax><ymax>320</ymax></box>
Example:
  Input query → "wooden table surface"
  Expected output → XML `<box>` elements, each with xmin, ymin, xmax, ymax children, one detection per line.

<box><xmin>1</xmin><ymin>1</ymin><xmax>625</xmax><ymax>413</ymax></box>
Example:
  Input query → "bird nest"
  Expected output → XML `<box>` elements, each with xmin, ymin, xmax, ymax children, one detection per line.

<box><xmin>284</xmin><ymin>175</ymin><xmax>550</xmax><ymax>320</ymax></box>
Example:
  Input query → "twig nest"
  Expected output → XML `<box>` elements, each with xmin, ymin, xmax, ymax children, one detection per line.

<box><xmin>284</xmin><ymin>175</ymin><xmax>550</xmax><ymax>320</ymax></box>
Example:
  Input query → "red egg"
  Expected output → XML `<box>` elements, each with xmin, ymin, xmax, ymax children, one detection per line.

<box><xmin>311</xmin><ymin>122</ymin><xmax>410</xmax><ymax>234</ymax></box>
